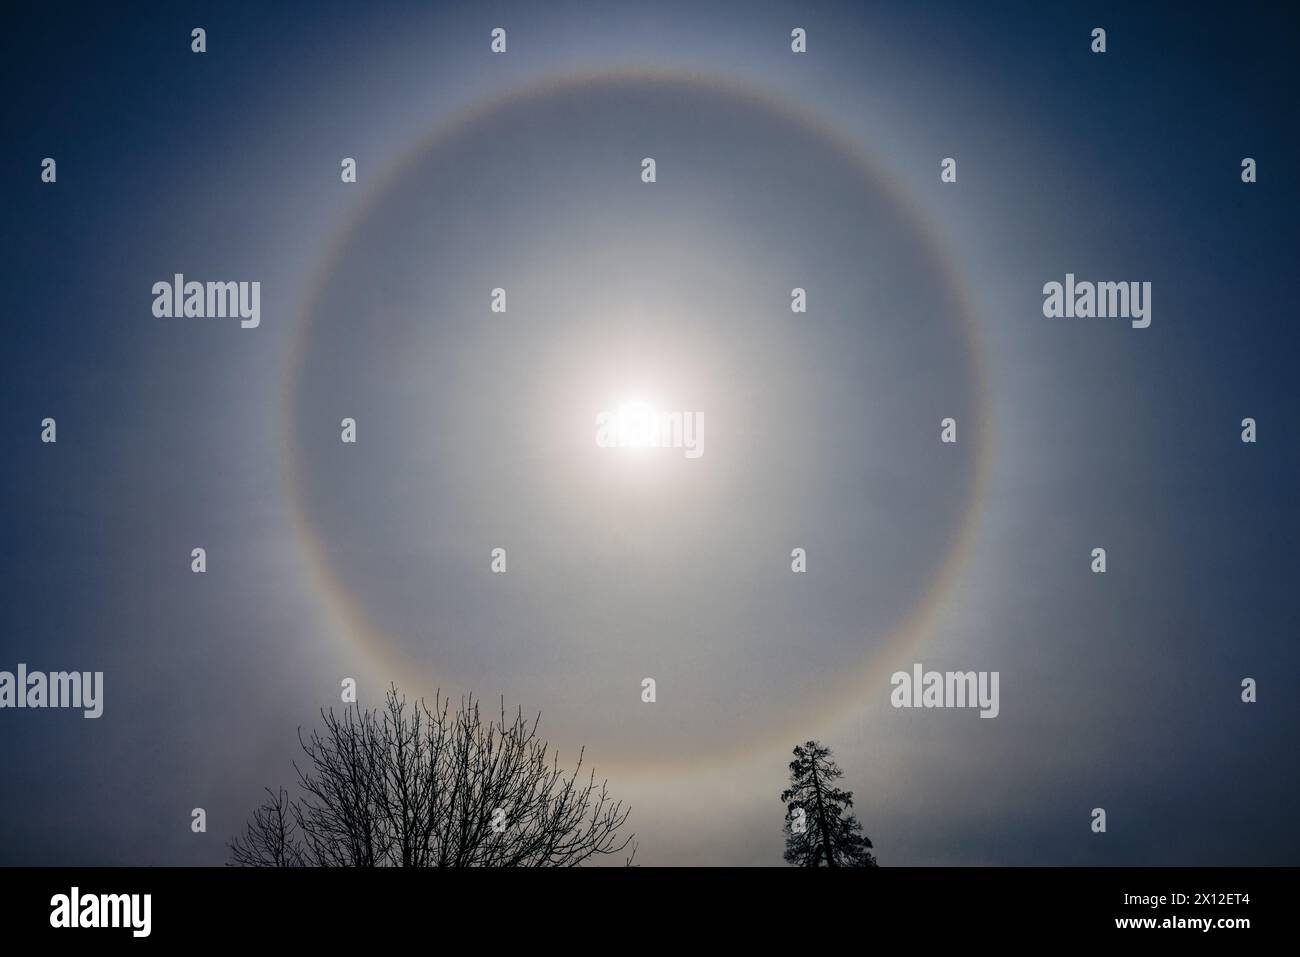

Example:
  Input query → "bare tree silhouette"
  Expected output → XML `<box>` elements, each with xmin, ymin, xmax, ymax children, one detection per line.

<box><xmin>230</xmin><ymin>686</ymin><xmax>634</xmax><ymax>867</ymax></box>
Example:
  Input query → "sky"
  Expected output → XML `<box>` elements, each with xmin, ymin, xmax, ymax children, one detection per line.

<box><xmin>1</xmin><ymin>0</ymin><xmax>1297</xmax><ymax>866</ymax></box>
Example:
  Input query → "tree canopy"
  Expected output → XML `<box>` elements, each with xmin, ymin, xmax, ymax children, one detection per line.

<box><xmin>230</xmin><ymin>686</ymin><xmax>633</xmax><ymax>867</ymax></box>
<box><xmin>780</xmin><ymin>740</ymin><xmax>878</xmax><ymax>867</ymax></box>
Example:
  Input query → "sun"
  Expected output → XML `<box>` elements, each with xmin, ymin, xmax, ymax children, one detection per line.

<box><xmin>614</xmin><ymin>399</ymin><xmax>658</xmax><ymax>449</ymax></box>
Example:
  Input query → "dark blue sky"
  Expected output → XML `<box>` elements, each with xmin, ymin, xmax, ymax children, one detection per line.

<box><xmin>1</xmin><ymin>1</ymin><xmax>1297</xmax><ymax>865</ymax></box>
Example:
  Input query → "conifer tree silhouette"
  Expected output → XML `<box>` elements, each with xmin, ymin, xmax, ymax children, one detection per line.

<box><xmin>780</xmin><ymin>740</ymin><xmax>878</xmax><ymax>867</ymax></box>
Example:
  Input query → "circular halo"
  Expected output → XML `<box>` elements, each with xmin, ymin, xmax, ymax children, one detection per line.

<box><xmin>280</xmin><ymin>68</ymin><xmax>991</xmax><ymax>775</ymax></box>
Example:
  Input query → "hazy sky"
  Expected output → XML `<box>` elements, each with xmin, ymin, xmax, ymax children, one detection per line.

<box><xmin>2</xmin><ymin>1</ymin><xmax>1297</xmax><ymax>865</ymax></box>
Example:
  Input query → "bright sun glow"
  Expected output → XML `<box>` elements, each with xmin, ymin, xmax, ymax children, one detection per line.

<box><xmin>615</xmin><ymin>400</ymin><xmax>658</xmax><ymax>449</ymax></box>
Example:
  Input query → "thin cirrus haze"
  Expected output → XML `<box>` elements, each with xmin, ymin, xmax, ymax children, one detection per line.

<box><xmin>1</xmin><ymin>1</ymin><xmax>1297</xmax><ymax>867</ymax></box>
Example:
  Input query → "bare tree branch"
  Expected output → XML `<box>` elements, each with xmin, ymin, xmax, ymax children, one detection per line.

<box><xmin>229</xmin><ymin>686</ymin><xmax>634</xmax><ymax>867</ymax></box>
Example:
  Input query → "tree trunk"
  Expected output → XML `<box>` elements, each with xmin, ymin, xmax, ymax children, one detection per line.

<box><xmin>809</xmin><ymin>758</ymin><xmax>837</xmax><ymax>867</ymax></box>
